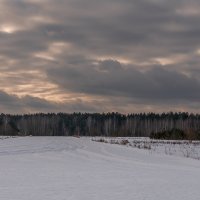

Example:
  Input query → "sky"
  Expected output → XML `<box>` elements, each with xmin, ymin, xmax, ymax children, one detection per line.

<box><xmin>0</xmin><ymin>0</ymin><xmax>200</xmax><ymax>114</ymax></box>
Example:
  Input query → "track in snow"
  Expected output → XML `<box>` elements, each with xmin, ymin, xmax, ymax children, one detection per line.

<box><xmin>0</xmin><ymin>137</ymin><xmax>200</xmax><ymax>200</ymax></box>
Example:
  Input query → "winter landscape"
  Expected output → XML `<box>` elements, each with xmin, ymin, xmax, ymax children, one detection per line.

<box><xmin>1</xmin><ymin>136</ymin><xmax>200</xmax><ymax>200</ymax></box>
<box><xmin>1</xmin><ymin>0</ymin><xmax>200</xmax><ymax>199</ymax></box>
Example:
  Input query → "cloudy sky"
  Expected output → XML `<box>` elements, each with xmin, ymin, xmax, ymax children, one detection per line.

<box><xmin>0</xmin><ymin>0</ymin><xmax>200</xmax><ymax>113</ymax></box>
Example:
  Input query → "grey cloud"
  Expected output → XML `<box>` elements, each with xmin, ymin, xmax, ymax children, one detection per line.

<box><xmin>0</xmin><ymin>91</ymin><xmax>98</xmax><ymax>114</ymax></box>
<box><xmin>1</xmin><ymin>0</ymin><xmax>200</xmax><ymax>61</ymax></box>
<box><xmin>0</xmin><ymin>91</ymin><xmax>24</xmax><ymax>113</ymax></box>
<box><xmin>47</xmin><ymin>59</ymin><xmax>200</xmax><ymax>102</ymax></box>
<box><xmin>0</xmin><ymin>0</ymin><xmax>199</xmax><ymax>67</ymax></box>
<box><xmin>1</xmin><ymin>0</ymin><xmax>200</xmax><ymax>113</ymax></box>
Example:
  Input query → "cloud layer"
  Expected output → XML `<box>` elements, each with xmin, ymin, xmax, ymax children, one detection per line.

<box><xmin>0</xmin><ymin>0</ymin><xmax>200</xmax><ymax>113</ymax></box>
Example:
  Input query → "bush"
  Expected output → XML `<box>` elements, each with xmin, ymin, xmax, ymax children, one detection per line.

<box><xmin>185</xmin><ymin>130</ymin><xmax>200</xmax><ymax>140</ymax></box>
<box><xmin>120</xmin><ymin>140</ymin><xmax>129</xmax><ymax>145</ymax></box>
<box><xmin>150</xmin><ymin>129</ymin><xmax>187</xmax><ymax>140</ymax></box>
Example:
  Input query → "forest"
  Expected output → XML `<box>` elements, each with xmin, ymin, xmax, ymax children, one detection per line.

<box><xmin>0</xmin><ymin>112</ymin><xmax>200</xmax><ymax>137</ymax></box>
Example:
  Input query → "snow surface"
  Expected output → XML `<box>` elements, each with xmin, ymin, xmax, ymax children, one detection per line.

<box><xmin>0</xmin><ymin>136</ymin><xmax>200</xmax><ymax>200</ymax></box>
<box><xmin>92</xmin><ymin>137</ymin><xmax>200</xmax><ymax>159</ymax></box>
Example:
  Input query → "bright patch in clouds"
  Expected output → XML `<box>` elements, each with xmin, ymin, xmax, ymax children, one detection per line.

<box><xmin>0</xmin><ymin>24</ymin><xmax>17</xmax><ymax>33</ymax></box>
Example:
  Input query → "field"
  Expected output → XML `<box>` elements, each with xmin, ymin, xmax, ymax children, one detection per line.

<box><xmin>92</xmin><ymin>137</ymin><xmax>200</xmax><ymax>159</ymax></box>
<box><xmin>0</xmin><ymin>136</ymin><xmax>200</xmax><ymax>200</ymax></box>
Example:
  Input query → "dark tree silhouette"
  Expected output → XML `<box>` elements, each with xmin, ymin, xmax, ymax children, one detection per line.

<box><xmin>0</xmin><ymin>112</ymin><xmax>200</xmax><ymax>138</ymax></box>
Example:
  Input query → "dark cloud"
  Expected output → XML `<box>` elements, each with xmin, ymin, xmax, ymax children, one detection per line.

<box><xmin>0</xmin><ymin>90</ymin><xmax>98</xmax><ymax>114</ymax></box>
<box><xmin>0</xmin><ymin>0</ymin><xmax>200</xmax><ymax>113</ymax></box>
<box><xmin>0</xmin><ymin>91</ymin><xmax>25</xmax><ymax>113</ymax></box>
<box><xmin>1</xmin><ymin>0</ymin><xmax>200</xmax><ymax>60</ymax></box>
<box><xmin>47</xmin><ymin>59</ymin><xmax>200</xmax><ymax>102</ymax></box>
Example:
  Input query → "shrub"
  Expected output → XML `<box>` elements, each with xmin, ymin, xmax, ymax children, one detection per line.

<box><xmin>150</xmin><ymin>129</ymin><xmax>186</xmax><ymax>140</ymax></box>
<box><xmin>120</xmin><ymin>140</ymin><xmax>129</xmax><ymax>145</ymax></box>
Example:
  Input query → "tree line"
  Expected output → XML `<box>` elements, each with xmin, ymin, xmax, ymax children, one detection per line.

<box><xmin>0</xmin><ymin>112</ymin><xmax>200</xmax><ymax>137</ymax></box>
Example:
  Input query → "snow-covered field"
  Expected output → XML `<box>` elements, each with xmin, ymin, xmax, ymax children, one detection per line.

<box><xmin>0</xmin><ymin>137</ymin><xmax>200</xmax><ymax>200</ymax></box>
<box><xmin>92</xmin><ymin>137</ymin><xmax>200</xmax><ymax>159</ymax></box>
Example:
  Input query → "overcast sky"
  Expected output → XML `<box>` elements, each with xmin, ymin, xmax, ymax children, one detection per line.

<box><xmin>0</xmin><ymin>0</ymin><xmax>200</xmax><ymax>113</ymax></box>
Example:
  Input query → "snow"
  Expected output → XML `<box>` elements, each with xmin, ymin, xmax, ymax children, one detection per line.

<box><xmin>92</xmin><ymin>137</ymin><xmax>200</xmax><ymax>159</ymax></box>
<box><xmin>0</xmin><ymin>137</ymin><xmax>200</xmax><ymax>200</ymax></box>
